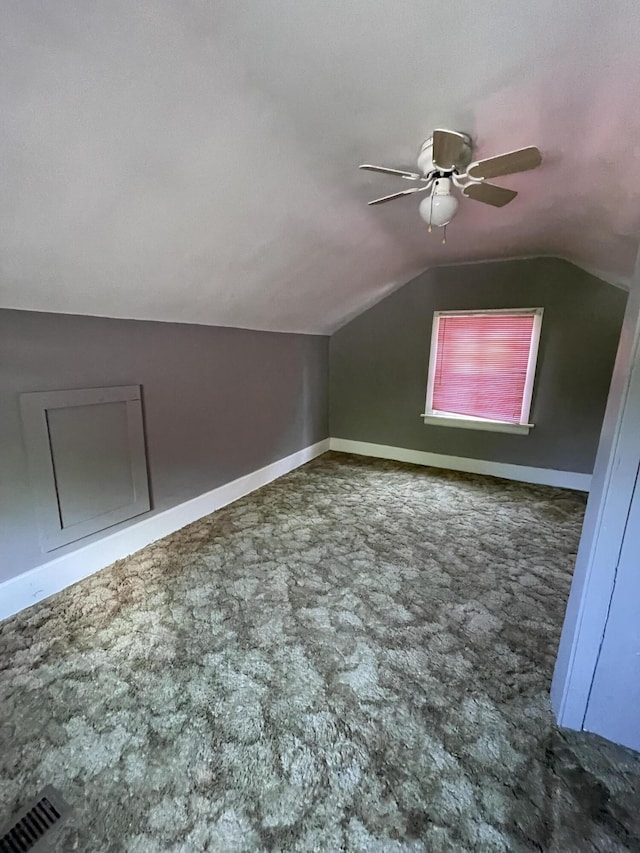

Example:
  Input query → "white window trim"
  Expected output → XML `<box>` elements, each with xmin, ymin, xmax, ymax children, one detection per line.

<box><xmin>421</xmin><ymin>307</ymin><xmax>544</xmax><ymax>435</ymax></box>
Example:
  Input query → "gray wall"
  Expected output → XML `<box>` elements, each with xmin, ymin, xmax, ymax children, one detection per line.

<box><xmin>330</xmin><ymin>258</ymin><xmax>627</xmax><ymax>473</ymax></box>
<box><xmin>0</xmin><ymin>310</ymin><xmax>328</xmax><ymax>584</ymax></box>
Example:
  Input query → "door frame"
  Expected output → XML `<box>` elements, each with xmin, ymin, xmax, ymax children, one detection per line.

<box><xmin>552</xmin><ymin>258</ymin><xmax>640</xmax><ymax>730</ymax></box>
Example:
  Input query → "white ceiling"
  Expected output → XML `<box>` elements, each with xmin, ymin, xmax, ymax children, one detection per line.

<box><xmin>1</xmin><ymin>1</ymin><xmax>639</xmax><ymax>334</ymax></box>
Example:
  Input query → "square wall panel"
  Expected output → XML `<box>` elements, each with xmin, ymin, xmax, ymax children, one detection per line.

<box><xmin>20</xmin><ymin>385</ymin><xmax>150</xmax><ymax>551</ymax></box>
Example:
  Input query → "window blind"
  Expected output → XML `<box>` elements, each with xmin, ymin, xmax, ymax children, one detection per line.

<box><xmin>432</xmin><ymin>313</ymin><xmax>536</xmax><ymax>423</ymax></box>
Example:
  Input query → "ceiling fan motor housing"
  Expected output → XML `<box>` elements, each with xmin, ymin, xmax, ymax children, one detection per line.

<box><xmin>418</xmin><ymin>134</ymin><xmax>473</xmax><ymax>176</ymax></box>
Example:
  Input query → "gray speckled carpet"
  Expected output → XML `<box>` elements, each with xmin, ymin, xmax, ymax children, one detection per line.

<box><xmin>2</xmin><ymin>452</ymin><xmax>640</xmax><ymax>852</ymax></box>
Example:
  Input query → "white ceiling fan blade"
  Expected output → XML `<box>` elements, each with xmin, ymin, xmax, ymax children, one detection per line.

<box><xmin>466</xmin><ymin>146</ymin><xmax>542</xmax><ymax>180</ymax></box>
<box><xmin>359</xmin><ymin>164</ymin><xmax>423</xmax><ymax>181</ymax></box>
<box><xmin>432</xmin><ymin>129</ymin><xmax>468</xmax><ymax>171</ymax></box>
<box><xmin>368</xmin><ymin>185</ymin><xmax>432</xmax><ymax>205</ymax></box>
<box><xmin>463</xmin><ymin>182</ymin><xmax>518</xmax><ymax>207</ymax></box>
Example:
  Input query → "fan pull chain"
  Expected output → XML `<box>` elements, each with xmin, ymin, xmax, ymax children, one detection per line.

<box><xmin>442</xmin><ymin>225</ymin><xmax>447</xmax><ymax>244</ymax></box>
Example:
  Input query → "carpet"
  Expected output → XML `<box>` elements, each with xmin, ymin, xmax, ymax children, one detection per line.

<box><xmin>1</xmin><ymin>452</ymin><xmax>639</xmax><ymax>852</ymax></box>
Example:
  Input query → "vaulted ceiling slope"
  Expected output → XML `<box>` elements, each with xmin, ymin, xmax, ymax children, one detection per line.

<box><xmin>1</xmin><ymin>1</ymin><xmax>639</xmax><ymax>334</ymax></box>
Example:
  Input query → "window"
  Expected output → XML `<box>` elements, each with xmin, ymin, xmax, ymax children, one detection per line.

<box><xmin>422</xmin><ymin>308</ymin><xmax>543</xmax><ymax>434</ymax></box>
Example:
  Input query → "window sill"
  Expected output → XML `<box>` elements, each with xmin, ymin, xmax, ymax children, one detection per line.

<box><xmin>420</xmin><ymin>413</ymin><xmax>532</xmax><ymax>435</ymax></box>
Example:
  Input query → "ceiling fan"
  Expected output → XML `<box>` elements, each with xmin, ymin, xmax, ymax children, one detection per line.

<box><xmin>359</xmin><ymin>129</ymin><xmax>542</xmax><ymax>240</ymax></box>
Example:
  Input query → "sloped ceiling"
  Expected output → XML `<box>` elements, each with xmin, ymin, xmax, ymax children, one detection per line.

<box><xmin>1</xmin><ymin>1</ymin><xmax>639</xmax><ymax>334</ymax></box>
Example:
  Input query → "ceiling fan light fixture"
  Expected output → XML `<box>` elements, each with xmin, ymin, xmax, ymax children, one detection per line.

<box><xmin>360</xmin><ymin>130</ymin><xmax>542</xmax><ymax>237</ymax></box>
<box><xmin>418</xmin><ymin>179</ymin><xmax>459</xmax><ymax>228</ymax></box>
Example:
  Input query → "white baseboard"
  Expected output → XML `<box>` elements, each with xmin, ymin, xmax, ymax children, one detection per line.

<box><xmin>329</xmin><ymin>438</ymin><xmax>592</xmax><ymax>492</ymax></box>
<box><xmin>1</xmin><ymin>435</ymin><xmax>589</xmax><ymax>622</ymax></box>
<box><xmin>0</xmin><ymin>438</ymin><xmax>330</xmax><ymax>622</ymax></box>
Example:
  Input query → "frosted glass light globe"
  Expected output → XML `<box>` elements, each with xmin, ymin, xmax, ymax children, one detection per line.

<box><xmin>419</xmin><ymin>181</ymin><xmax>459</xmax><ymax>228</ymax></box>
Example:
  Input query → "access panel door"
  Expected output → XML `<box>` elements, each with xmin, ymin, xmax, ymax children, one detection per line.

<box><xmin>20</xmin><ymin>385</ymin><xmax>150</xmax><ymax>551</ymax></box>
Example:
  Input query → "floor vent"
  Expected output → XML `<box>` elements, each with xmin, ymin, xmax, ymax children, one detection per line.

<box><xmin>0</xmin><ymin>787</ymin><xmax>72</xmax><ymax>853</ymax></box>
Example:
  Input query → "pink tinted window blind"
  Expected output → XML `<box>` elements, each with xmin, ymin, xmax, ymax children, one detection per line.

<box><xmin>432</xmin><ymin>313</ymin><xmax>536</xmax><ymax>423</ymax></box>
